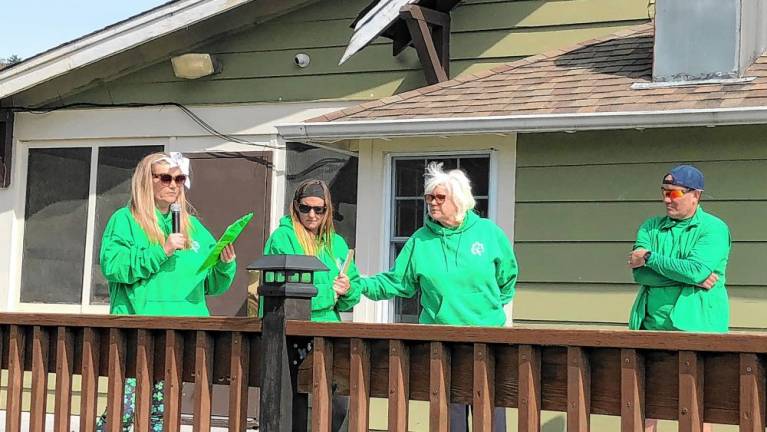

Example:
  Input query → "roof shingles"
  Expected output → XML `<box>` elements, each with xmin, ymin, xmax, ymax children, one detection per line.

<box><xmin>307</xmin><ymin>23</ymin><xmax>767</xmax><ymax>123</ymax></box>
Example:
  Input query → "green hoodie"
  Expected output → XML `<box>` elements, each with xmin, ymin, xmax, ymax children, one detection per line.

<box><xmin>361</xmin><ymin>211</ymin><xmax>518</xmax><ymax>326</ymax></box>
<box><xmin>629</xmin><ymin>206</ymin><xmax>730</xmax><ymax>332</ymax></box>
<box><xmin>100</xmin><ymin>207</ymin><xmax>236</xmax><ymax>316</ymax></box>
<box><xmin>262</xmin><ymin>216</ymin><xmax>362</xmax><ymax>322</ymax></box>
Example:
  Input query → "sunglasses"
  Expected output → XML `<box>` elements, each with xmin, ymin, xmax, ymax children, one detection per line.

<box><xmin>424</xmin><ymin>193</ymin><xmax>447</xmax><ymax>204</ymax></box>
<box><xmin>153</xmin><ymin>173</ymin><xmax>187</xmax><ymax>186</ymax></box>
<box><xmin>662</xmin><ymin>188</ymin><xmax>692</xmax><ymax>201</ymax></box>
<box><xmin>297</xmin><ymin>203</ymin><xmax>327</xmax><ymax>215</ymax></box>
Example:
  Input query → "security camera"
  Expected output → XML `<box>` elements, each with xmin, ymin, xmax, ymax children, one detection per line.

<box><xmin>294</xmin><ymin>53</ymin><xmax>310</xmax><ymax>68</ymax></box>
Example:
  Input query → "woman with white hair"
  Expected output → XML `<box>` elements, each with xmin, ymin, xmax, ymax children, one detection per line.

<box><xmin>361</xmin><ymin>162</ymin><xmax>517</xmax><ymax>431</ymax></box>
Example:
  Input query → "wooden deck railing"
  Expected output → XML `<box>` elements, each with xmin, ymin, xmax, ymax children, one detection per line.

<box><xmin>0</xmin><ymin>313</ymin><xmax>765</xmax><ymax>431</ymax></box>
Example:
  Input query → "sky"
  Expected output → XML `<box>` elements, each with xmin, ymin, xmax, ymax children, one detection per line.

<box><xmin>0</xmin><ymin>1</ymin><xmax>169</xmax><ymax>60</ymax></box>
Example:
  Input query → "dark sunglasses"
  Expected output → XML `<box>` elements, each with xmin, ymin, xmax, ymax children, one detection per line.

<box><xmin>424</xmin><ymin>193</ymin><xmax>447</xmax><ymax>204</ymax></box>
<box><xmin>297</xmin><ymin>203</ymin><xmax>327</xmax><ymax>215</ymax></box>
<box><xmin>153</xmin><ymin>173</ymin><xmax>187</xmax><ymax>186</ymax></box>
<box><xmin>661</xmin><ymin>188</ymin><xmax>693</xmax><ymax>201</ymax></box>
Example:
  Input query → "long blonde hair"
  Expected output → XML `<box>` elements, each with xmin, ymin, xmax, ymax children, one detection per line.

<box><xmin>289</xmin><ymin>179</ymin><xmax>335</xmax><ymax>256</ymax></box>
<box><xmin>129</xmin><ymin>152</ymin><xmax>193</xmax><ymax>247</ymax></box>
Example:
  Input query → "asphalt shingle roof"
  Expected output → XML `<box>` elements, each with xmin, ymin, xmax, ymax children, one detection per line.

<box><xmin>308</xmin><ymin>23</ymin><xmax>767</xmax><ymax>123</ymax></box>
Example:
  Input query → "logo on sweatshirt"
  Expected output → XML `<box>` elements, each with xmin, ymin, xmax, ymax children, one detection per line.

<box><xmin>191</xmin><ymin>241</ymin><xmax>200</xmax><ymax>253</ymax></box>
<box><xmin>471</xmin><ymin>241</ymin><xmax>485</xmax><ymax>256</ymax></box>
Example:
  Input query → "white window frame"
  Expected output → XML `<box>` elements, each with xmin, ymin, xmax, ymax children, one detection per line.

<box><xmin>377</xmin><ymin>150</ymin><xmax>499</xmax><ymax>323</ymax></box>
<box><xmin>10</xmin><ymin>140</ymin><xmax>166</xmax><ymax>314</ymax></box>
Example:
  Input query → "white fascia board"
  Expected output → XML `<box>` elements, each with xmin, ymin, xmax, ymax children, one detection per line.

<box><xmin>277</xmin><ymin>106</ymin><xmax>767</xmax><ymax>141</ymax></box>
<box><xmin>0</xmin><ymin>0</ymin><xmax>254</xmax><ymax>99</ymax></box>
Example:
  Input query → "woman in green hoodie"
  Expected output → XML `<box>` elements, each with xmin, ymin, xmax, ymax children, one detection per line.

<box><xmin>97</xmin><ymin>152</ymin><xmax>237</xmax><ymax>431</ymax></box>
<box><xmin>263</xmin><ymin>179</ymin><xmax>361</xmax><ymax>431</ymax></box>
<box><xmin>361</xmin><ymin>162</ymin><xmax>517</xmax><ymax>432</ymax></box>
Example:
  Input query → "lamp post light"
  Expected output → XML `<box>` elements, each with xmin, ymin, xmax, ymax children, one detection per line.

<box><xmin>248</xmin><ymin>255</ymin><xmax>325</xmax><ymax>432</ymax></box>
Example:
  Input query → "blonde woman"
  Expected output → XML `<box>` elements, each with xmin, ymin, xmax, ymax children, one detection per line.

<box><xmin>97</xmin><ymin>152</ymin><xmax>236</xmax><ymax>430</ymax></box>
<box><xmin>263</xmin><ymin>179</ymin><xmax>361</xmax><ymax>321</ymax></box>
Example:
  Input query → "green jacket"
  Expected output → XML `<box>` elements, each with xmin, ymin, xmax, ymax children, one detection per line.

<box><xmin>100</xmin><ymin>207</ymin><xmax>236</xmax><ymax>316</ymax></box>
<box><xmin>629</xmin><ymin>206</ymin><xmax>730</xmax><ymax>332</ymax></box>
<box><xmin>361</xmin><ymin>211</ymin><xmax>518</xmax><ymax>326</ymax></box>
<box><xmin>263</xmin><ymin>216</ymin><xmax>362</xmax><ymax>322</ymax></box>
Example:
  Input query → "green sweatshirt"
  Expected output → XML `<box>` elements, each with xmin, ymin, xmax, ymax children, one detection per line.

<box><xmin>629</xmin><ymin>206</ymin><xmax>730</xmax><ymax>332</ymax></box>
<box><xmin>361</xmin><ymin>211</ymin><xmax>518</xmax><ymax>326</ymax></box>
<box><xmin>262</xmin><ymin>216</ymin><xmax>362</xmax><ymax>322</ymax></box>
<box><xmin>100</xmin><ymin>207</ymin><xmax>236</xmax><ymax>316</ymax></box>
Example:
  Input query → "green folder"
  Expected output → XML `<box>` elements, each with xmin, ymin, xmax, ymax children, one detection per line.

<box><xmin>197</xmin><ymin>212</ymin><xmax>254</xmax><ymax>273</ymax></box>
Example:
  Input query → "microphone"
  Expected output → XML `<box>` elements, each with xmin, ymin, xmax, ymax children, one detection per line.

<box><xmin>170</xmin><ymin>203</ymin><xmax>181</xmax><ymax>234</ymax></box>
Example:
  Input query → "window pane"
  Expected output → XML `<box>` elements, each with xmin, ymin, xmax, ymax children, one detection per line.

<box><xmin>425</xmin><ymin>158</ymin><xmax>457</xmax><ymax>172</ymax></box>
<box><xmin>395</xmin><ymin>199</ymin><xmax>424</xmax><ymax>238</ymax></box>
<box><xmin>395</xmin><ymin>158</ymin><xmax>424</xmax><ymax>197</ymax></box>
<box><xmin>459</xmin><ymin>157</ymin><xmax>490</xmax><ymax>196</ymax></box>
<box><xmin>475</xmin><ymin>199</ymin><xmax>489</xmax><ymax>218</ymax></box>
<box><xmin>91</xmin><ymin>146</ymin><xmax>163</xmax><ymax>304</ymax></box>
<box><xmin>21</xmin><ymin>148</ymin><xmax>91</xmax><ymax>304</ymax></box>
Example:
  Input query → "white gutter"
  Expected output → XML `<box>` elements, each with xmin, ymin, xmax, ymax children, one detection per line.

<box><xmin>0</xmin><ymin>0</ymin><xmax>255</xmax><ymax>98</ymax></box>
<box><xmin>276</xmin><ymin>106</ymin><xmax>767</xmax><ymax>141</ymax></box>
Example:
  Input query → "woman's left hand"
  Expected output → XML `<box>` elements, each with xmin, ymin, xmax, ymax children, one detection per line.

<box><xmin>220</xmin><ymin>244</ymin><xmax>236</xmax><ymax>263</ymax></box>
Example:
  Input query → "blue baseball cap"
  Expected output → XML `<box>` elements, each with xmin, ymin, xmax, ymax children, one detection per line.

<box><xmin>663</xmin><ymin>165</ymin><xmax>704</xmax><ymax>190</ymax></box>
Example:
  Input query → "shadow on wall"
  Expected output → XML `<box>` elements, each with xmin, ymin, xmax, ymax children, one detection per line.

<box><xmin>543</xmin><ymin>416</ymin><xmax>566</xmax><ymax>432</ymax></box>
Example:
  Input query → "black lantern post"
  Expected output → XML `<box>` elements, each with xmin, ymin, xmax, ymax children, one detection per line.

<box><xmin>248</xmin><ymin>255</ymin><xmax>326</xmax><ymax>432</ymax></box>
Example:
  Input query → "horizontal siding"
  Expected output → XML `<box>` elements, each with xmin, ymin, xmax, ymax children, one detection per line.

<box><xmin>515</xmin><ymin>126</ymin><xmax>767</xmax><ymax>329</ymax></box>
<box><xmin>64</xmin><ymin>0</ymin><xmax>650</xmax><ymax>104</ymax></box>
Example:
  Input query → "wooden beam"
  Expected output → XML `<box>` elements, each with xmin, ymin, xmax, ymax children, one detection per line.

<box><xmin>400</xmin><ymin>5</ymin><xmax>450</xmax><ymax>84</ymax></box>
<box><xmin>135</xmin><ymin>329</ymin><xmax>155</xmax><ymax>432</ymax></box>
<box><xmin>53</xmin><ymin>327</ymin><xmax>75</xmax><ymax>432</ymax></box>
<box><xmin>106</xmin><ymin>328</ymin><xmax>127</xmax><ymax>432</ymax></box>
<box><xmin>518</xmin><ymin>345</ymin><xmax>541</xmax><ymax>432</ymax></box>
<box><xmin>388</xmin><ymin>340</ymin><xmax>410</xmax><ymax>432</ymax></box>
<box><xmin>6</xmin><ymin>326</ymin><xmax>24</xmax><ymax>432</ymax></box>
<box><xmin>678</xmin><ymin>351</ymin><xmax>704</xmax><ymax>432</ymax></box>
<box><xmin>228</xmin><ymin>332</ymin><xmax>250</xmax><ymax>432</ymax></box>
<box><xmin>473</xmin><ymin>343</ymin><xmax>496</xmax><ymax>432</ymax></box>
<box><xmin>79</xmin><ymin>328</ymin><xmax>100</xmax><ymax>432</ymax></box>
<box><xmin>429</xmin><ymin>342</ymin><xmax>451</xmax><ymax>432</ymax></box>
<box><xmin>739</xmin><ymin>353</ymin><xmax>765</xmax><ymax>432</ymax></box>
<box><xmin>620</xmin><ymin>349</ymin><xmax>645</xmax><ymax>432</ymax></box>
<box><xmin>30</xmin><ymin>326</ymin><xmax>50</xmax><ymax>432</ymax></box>
<box><xmin>163</xmin><ymin>329</ymin><xmax>184</xmax><ymax>432</ymax></box>
<box><xmin>193</xmin><ymin>331</ymin><xmax>214</xmax><ymax>432</ymax></box>
<box><xmin>349</xmin><ymin>338</ymin><xmax>371</xmax><ymax>432</ymax></box>
<box><xmin>567</xmin><ymin>347</ymin><xmax>591</xmax><ymax>432</ymax></box>
<box><xmin>312</xmin><ymin>337</ymin><xmax>334</xmax><ymax>432</ymax></box>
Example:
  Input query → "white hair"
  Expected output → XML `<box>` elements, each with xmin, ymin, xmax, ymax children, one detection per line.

<box><xmin>424</xmin><ymin>162</ymin><xmax>476</xmax><ymax>221</ymax></box>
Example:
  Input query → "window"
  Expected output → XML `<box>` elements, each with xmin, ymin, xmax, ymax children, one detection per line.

<box><xmin>19</xmin><ymin>145</ymin><xmax>163</xmax><ymax>308</ymax></box>
<box><xmin>390</xmin><ymin>155</ymin><xmax>491</xmax><ymax>323</ymax></box>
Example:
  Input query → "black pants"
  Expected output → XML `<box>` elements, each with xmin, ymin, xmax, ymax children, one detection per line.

<box><xmin>449</xmin><ymin>403</ymin><xmax>506</xmax><ymax>432</ymax></box>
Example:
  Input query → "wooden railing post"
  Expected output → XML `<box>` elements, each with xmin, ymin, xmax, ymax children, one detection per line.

<box><xmin>249</xmin><ymin>255</ymin><xmax>324</xmax><ymax>432</ymax></box>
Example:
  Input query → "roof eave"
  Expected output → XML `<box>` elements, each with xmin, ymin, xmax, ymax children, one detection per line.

<box><xmin>0</xmin><ymin>0</ymin><xmax>255</xmax><ymax>99</ymax></box>
<box><xmin>277</xmin><ymin>107</ymin><xmax>767</xmax><ymax>141</ymax></box>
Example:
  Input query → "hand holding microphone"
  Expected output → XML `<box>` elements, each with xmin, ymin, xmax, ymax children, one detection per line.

<box><xmin>163</xmin><ymin>203</ymin><xmax>186</xmax><ymax>256</ymax></box>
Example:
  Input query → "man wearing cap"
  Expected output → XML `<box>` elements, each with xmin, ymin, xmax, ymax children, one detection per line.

<box><xmin>627</xmin><ymin>165</ymin><xmax>731</xmax><ymax>333</ymax></box>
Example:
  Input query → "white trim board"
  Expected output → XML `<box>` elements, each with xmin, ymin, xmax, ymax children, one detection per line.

<box><xmin>0</xmin><ymin>0</ymin><xmax>258</xmax><ymax>98</ymax></box>
<box><xmin>277</xmin><ymin>106</ymin><xmax>767</xmax><ymax>140</ymax></box>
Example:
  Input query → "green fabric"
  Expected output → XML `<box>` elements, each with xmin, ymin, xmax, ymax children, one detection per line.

<box><xmin>100</xmin><ymin>207</ymin><xmax>237</xmax><ymax>316</ymax></box>
<box><xmin>629</xmin><ymin>206</ymin><xmax>731</xmax><ymax>332</ymax></box>
<box><xmin>262</xmin><ymin>216</ymin><xmax>362</xmax><ymax>322</ymax></box>
<box><xmin>361</xmin><ymin>211</ymin><xmax>518</xmax><ymax>327</ymax></box>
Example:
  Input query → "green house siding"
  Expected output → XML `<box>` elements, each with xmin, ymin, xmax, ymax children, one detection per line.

<box><xmin>514</xmin><ymin>126</ymin><xmax>767</xmax><ymax>330</ymax></box>
<box><xmin>60</xmin><ymin>0</ymin><xmax>649</xmax><ymax>105</ymax></box>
